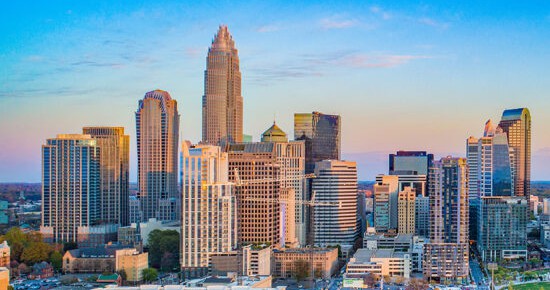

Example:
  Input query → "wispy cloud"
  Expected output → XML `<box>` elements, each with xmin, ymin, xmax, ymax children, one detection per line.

<box><xmin>370</xmin><ymin>6</ymin><xmax>392</xmax><ymax>20</ymax></box>
<box><xmin>319</xmin><ymin>16</ymin><xmax>359</xmax><ymax>29</ymax></box>
<box><xmin>336</xmin><ymin>54</ymin><xmax>430</xmax><ymax>68</ymax></box>
<box><xmin>418</xmin><ymin>17</ymin><xmax>449</xmax><ymax>29</ymax></box>
<box><xmin>256</xmin><ymin>24</ymin><xmax>281</xmax><ymax>33</ymax></box>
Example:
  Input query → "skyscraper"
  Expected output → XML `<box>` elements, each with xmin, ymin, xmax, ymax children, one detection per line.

<box><xmin>181</xmin><ymin>143</ymin><xmax>236</xmax><ymax>277</ymax></box>
<box><xmin>227</xmin><ymin>124</ymin><xmax>304</xmax><ymax>247</ymax></box>
<box><xmin>294</xmin><ymin>112</ymin><xmax>341</xmax><ymax>174</ymax></box>
<box><xmin>373</xmin><ymin>175</ymin><xmax>399</xmax><ymax>232</ymax></box>
<box><xmin>202</xmin><ymin>25</ymin><xmax>243</xmax><ymax>145</ymax></box>
<box><xmin>423</xmin><ymin>157</ymin><xmax>469</xmax><ymax>284</ymax></box>
<box><xmin>389</xmin><ymin>151</ymin><xmax>434</xmax><ymax>176</ymax></box>
<box><xmin>41</xmin><ymin>134</ymin><xmax>101</xmax><ymax>244</ymax></box>
<box><xmin>83</xmin><ymin>127</ymin><xmax>130</xmax><ymax>226</ymax></box>
<box><xmin>312</xmin><ymin>160</ymin><xmax>359</xmax><ymax>247</ymax></box>
<box><xmin>136</xmin><ymin>90</ymin><xmax>180</xmax><ymax>222</ymax></box>
<box><xmin>498</xmin><ymin>108</ymin><xmax>531</xmax><ymax>197</ymax></box>
<box><xmin>398</xmin><ymin>187</ymin><xmax>416</xmax><ymax>234</ymax></box>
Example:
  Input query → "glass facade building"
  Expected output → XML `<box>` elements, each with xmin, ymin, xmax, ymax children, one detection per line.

<box><xmin>294</xmin><ymin>112</ymin><xmax>341</xmax><ymax>174</ymax></box>
<box><xmin>498</xmin><ymin>108</ymin><xmax>531</xmax><ymax>198</ymax></box>
<box><xmin>41</xmin><ymin>134</ymin><xmax>101</xmax><ymax>244</ymax></box>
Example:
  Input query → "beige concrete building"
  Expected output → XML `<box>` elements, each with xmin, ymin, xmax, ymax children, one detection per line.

<box><xmin>181</xmin><ymin>144</ymin><xmax>237</xmax><ymax>277</ymax></box>
<box><xmin>115</xmin><ymin>248</ymin><xmax>148</xmax><ymax>283</ymax></box>
<box><xmin>202</xmin><ymin>25</ymin><xmax>243</xmax><ymax>145</ymax></box>
<box><xmin>0</xmin><ymin>267</ymin><xmax>8</xmax><ymax>289</ymax></box>
<box><xmin>136</xmin><ymin>90</ymin><xmax>180</xmax><ymax>222</ymax></box>
<box><xmin>0</xmin><ymin>241</ymin><xmax>9</xmax><ymax>267</ymax></box>
<box><xmin>346</xmin><ymin>249</ymin><xmax>411</xmax><ymax>279</ymax></box>
<box><xmin>398</xmin><ymin>187</ymin><xmax>416</xmax><ymax>234</ymax></box>
<box><xmin>228</xmin><ymin>125</ymin><xmax>305</xmax><ymax>247</ymax></box>
<box><xmin>242</xmin><ymin>244</ymin><xmax>272</xmax><ymax>276</ymax></box>
<box><xmin>83</xmin><ymin>127</ymin><xmax>130</xmax><ymax>227</ymax></box>
<box><xmin>312</xmin><ymin>160</ymin><xmax>359</xmax><ymax>247</ymax></box>
<box><xmin>273</xmin><ymin>247</ymin><xmax>338</xmax><ymax>279</ymax></box>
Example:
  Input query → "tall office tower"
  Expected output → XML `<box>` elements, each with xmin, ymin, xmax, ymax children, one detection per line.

<box><xmin>374</xmin><ymin>175</ymin><xmax>399</xmax><ymax>232</ymax></box>
<box><xmin>202</xmin><ymin>25</ymin><xmax>243</xmax><ymax>145</ymax></box>
<box><xmin>478</xmin><ymin>197</ymin><xmax>528</xmax><ymax>262</ymax></box>
<box><xmin>467</xmin><ymin>120</ymin><xmax>515</xmax><ymax>241</ymax></box>
<box><xmin>136</xmin><ymin>90</ymin><xmax>180</xmax><ymax>222</ymax></box>
<box><xmin>498</xmin><ymin>108</ymin><xmax>531</xmax><ymax>197</ymax></box>
<box><xmin>41</xmin><ymin>134</ymin><xmax>100</xmax><ymax>244</ymax></box>
<box><xmin>398</xmin><ymin>187</ymin><xmax>416</xmax><ymax>234</ymax></box>
<box><xmin>181</xmin><ymin>143</ymin><xmax>236</xmax><ymax>277</ymax></box>
<box><xmin>83</xmin><ymin>127</ymin><xmax>130</xmax><ymax>227</ymax></box>
<box><xmin>423</xmin><ymin>157</ymin><xmax>469</xmax><ymax>284</ymax></box>
<box><xmin>311</xmin><ymin>160</ymin><xmax>359</xmax><ymax>247</ymax></box>
<box><xmin>294</xmin><ymin>112</ymin><xmax>341</xmax><ymax>174</ymax></box>
<box><xmin>228</xmin><ymin>125</ymin><xmax>304</xmax><ymax>247</ymax></box>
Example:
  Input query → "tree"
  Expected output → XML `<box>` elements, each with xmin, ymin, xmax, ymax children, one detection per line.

<box><xmin>63</xmin><ymin>242</ymin><xmax>78</xmax><ymax>252</ymax></box>
<box><xmin>147</xmin><ymin>229</ymin><xmax>180</xmax><ymax>270</ymax></box>
<box><xmin>0</xmin><ymin>227</ymin><xmax>28</xmax><ymax>261</ymax></box>
<box><xmin>292</xmin><ymin>259</ymin><xmax>310</xmax><ymax>282</ymax></box>
<box><xmin>50</xmin><ymin>251</ymin><xmax>62</xmax><ymax>272</ymax></box>
<box><xmin>117</xmin><ymin>269</ymin><xmax>127</xmax><ymax>283</ymax></box>
<box><xmin>21</xmin><ymin>241</ymin><xmax>52</xmax><ymax>265</ymax></box>
<box><xmin>142</xmin><ymin>268</ymin><xmax>158</xmax><ymax>283</ymax></box>
<box><xmin>18</xmin><ymin>263</ymin><xmax>30</xmax><ymax>275</ymax></box>
<box><xmin>406</xmin><ymin>278</ymin><xmax>429</xmax><ymax>290</ymax></box>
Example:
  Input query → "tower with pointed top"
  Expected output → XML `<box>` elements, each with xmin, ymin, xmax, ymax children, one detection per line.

<box><xmin>202</xmin><ymin>25</ymin><xmax>243</xmax><ymax>145</ymax></box>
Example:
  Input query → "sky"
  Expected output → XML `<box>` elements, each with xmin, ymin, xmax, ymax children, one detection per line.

<box><xmin>1</xmin><ymin>1</ymin><xmax>550</xmax><ymax>182</ymax></box>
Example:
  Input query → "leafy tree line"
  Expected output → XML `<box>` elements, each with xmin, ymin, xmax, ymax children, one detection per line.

<box><xmin>147</xmin><ymin>229</ymin><xmax>180</xmax><ymax>271</ymax></box>
<box><xmin>0</xmin><ymin>227</ymin><xmax>63</xmax><ymax>271</ymax></box>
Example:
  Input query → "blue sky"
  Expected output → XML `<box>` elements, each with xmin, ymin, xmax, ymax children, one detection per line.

<box><xmin>1</xmin><ymin>1</ymin><xmax>550</xmax><ymax>181</ymax></box>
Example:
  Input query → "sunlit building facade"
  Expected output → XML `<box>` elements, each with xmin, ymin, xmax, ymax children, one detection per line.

<box><xmin>312</xmin><ymin>160</ymin><xmax>359</xmax><ymax>247</ymax></box>
<box><xmin>181</xmin><ymin>143</ymin><xmax>236</xmax><ymax>277</ymax></box>
<box><xmin>398</xmin><ymin>187</ymin><xmax>416</xmax><ymax>234</ymax></box>
<box><xmin>135</xmin><ymin>90</ymin><xmax>180</xmax><ymax>222</ymax></box>
<box><xmin>83</xmin><ymin>127</ymin><xmax>130</xmax><ymax>227</ymax></box>
<box><xmin>423</xmin><ymin>157</ymin><xmax>469</xmax><ymax>284</ymax></box>
<box><xmin>498</xmin><ymin>108</ymin><xmax>531</xmax><ymax>198</ymax></box>
<box><xmin>374</xmin><ymin>175</ymin><xmax>399</xmax><ymax>232</ymax></box>
<box><xmin>41</xmin><ymin>134</ymin><xmax>101</xmax><ymax>244</ymax></box>
<box><xmin>202</xmin><ymin>25</ymin><xmax>243</xmax><ymax>145</ymax></box>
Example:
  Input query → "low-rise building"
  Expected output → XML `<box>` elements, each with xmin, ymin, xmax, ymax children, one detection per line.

<box><xmin>273</xmin><ymin>247</ymin><xmax>338</xmax><ymax>279</ymax></box>
<box><xmin>115</xmin><ymin>248</ymin><xmax>148</xmax><ymax>282</ymax></box>
<box><xmin>29</xmin><ymin>262</ymin><xmax>54</xmax><ymax>279</ymax></box>
<box><xmin>0</xmin><ymin>267</ymin><xmax>9</xmax><ymax>289</ymax></box>
<box><xmin>346</xmin><ymin>249</ymin><xmax>411</xmax><ymax>279</ymax></box>
<box><xmin>363</xmin><ymin>229</ymin><xmax>413</xmax><ymax>252</ymax></box>
<box><xmin>0</xmin><ymin>241</ymin><xmax>10</xmax><ymax>267</ymax></box>
<box><xmin>243</xmin><ymin>244</ymin><xmax>272</xmax><ymax>276</ymax></box>
<box><xmin>63</xmin><ymin>244</ymin><xmax>130</xmax><ymax>273</ymax></box>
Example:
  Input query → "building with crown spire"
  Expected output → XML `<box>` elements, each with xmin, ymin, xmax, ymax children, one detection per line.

<box><xmin>202</xmin><ymin>25</ymin><xmax>243</xmax><ymax>145</ymax></box>
<box><xmin>135</xmin><ymin>90</ymin><xmax>180</xmax><ymax>222</ymax></box>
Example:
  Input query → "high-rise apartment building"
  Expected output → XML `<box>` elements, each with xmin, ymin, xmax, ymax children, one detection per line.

<box><xmin>477</xmin><ymin>197</ymin><xmax>528</xmax><ymax>262</ymax></box>
<box><xmin>294</xmin><ymin>112</ymin><xmax>341</xmax><ymax>174</ymax></box>
<box><xmin>312</xmin><ymin>160</ymin><xmax>359</xmax><ymax>247</ymax></box>
<box><xmin>41</xmin><ymin>134</ymin><xmax>101</xmax><ymax>244</ymax></box>
<box><xmin>374</xmin><ymin>175</ymin><xmax>399</xmax><ymax>232</ymax></box>
<box><xmin>398</xmin><ymin>187</ymin><xmax>416</xmax><ymax>234</ymax></box>
<box><xmin>227</xmin><ymin>124</ymin><xmax>304</xmax><ymax>247</ymax></box>
<box><xmin>83</xmin><ymin>127</ymin><xmax>130</xmax><ymax>227</ymax></box>
<box><xmin>181</xmin><ymin>143</ymin><xmax>236</xmax><ymax>277</ymax></box>
<box><xmin>136</xmin><ymin>90</ymin><xmax>179</xmax><ymax>222</ymax></box>
<box><xmin>202</xmin><ymin>25</ymin><xmax>243</xmax><ymax>145</ymax></box>
<box><xmin>423</xmin><ymin>157</ymin><xmax>469</xmax><ymax>284</ymax></box>
<box><xmin>498</xmin><ymin>108</ymin><xmax>531</xmax><ymax>197</ymax></box>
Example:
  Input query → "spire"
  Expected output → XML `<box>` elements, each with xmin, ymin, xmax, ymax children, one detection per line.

<box><xmin>211</xmin><ymin>25</ymin><xmax>235</xmax><ymax>50</ymax></box>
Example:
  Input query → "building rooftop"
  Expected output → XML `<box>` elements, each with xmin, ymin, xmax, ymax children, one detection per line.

<box><xmin>352</xmin><ymin>249</ymin><xmax>408</xmax><ymax>262</ymax></box>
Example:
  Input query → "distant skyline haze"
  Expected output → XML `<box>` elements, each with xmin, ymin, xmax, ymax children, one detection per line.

<box><xmin>1</xmin><ymin>1</ymin><xmax>549</xmax><ymax>181</ymax></box>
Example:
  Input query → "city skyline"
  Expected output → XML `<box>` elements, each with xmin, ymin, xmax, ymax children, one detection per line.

<box><xmin>2</xmin><ymin>1</ymin><xmax>550</xmax><ymax>182</ymax></box>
